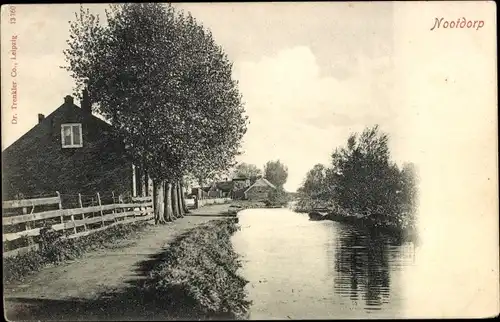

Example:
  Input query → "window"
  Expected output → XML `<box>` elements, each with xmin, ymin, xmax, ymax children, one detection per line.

<box><xmin>61</xmin><ymin>123</ymin><xmax>83</xmax><ymax>148</ymax></box>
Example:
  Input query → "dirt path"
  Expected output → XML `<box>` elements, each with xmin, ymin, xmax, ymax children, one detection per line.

<box><xmin>4</xmin><ymin>204</ymin><xmax>232</xmax><ymax>321</ymax></box>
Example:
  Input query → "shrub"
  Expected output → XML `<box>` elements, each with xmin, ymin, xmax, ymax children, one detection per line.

<box><xmin>265</xmin><ymin>188</ymin><xmax>289</xmax><ymax>207</ymax></box>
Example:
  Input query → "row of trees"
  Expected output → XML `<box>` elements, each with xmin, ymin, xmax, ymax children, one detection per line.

<box><xmin>297</xmin><ymin>125</ymin><xmax>418</xmax><ymax>229</ymax></box>
<box><xmin>63</xmin><ymin>4</ymin><xmax>247</xmax><ymax>224</ymax></box>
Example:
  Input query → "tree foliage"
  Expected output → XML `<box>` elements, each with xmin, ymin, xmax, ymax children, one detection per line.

<box><xmin>265</xmin><ymin>187</ymin><xmax>289</xmax><ymax>207</ymax></box>
<box><xmin>263</xmin><ymin>160</ymin><xmax>288</xmax><ymax>188</ymax></box>
<box><xmin>232</xmin><ymin>163</ymin><xmax>262</xmax><ymax>182</ymax></box>
<box><xmin>297</xmin><ymin>164</ymin><xmax>328</xmax><ymax>200</ymax></box>
<box><xmin>63</xmin><ymin>4</ymin><xmax>247</xmax><ymax>223</ymax></box>
<box><xmin>297</xmin><ymin>125</ymin><xmax>418</xmax><ymax>230</ymax></box>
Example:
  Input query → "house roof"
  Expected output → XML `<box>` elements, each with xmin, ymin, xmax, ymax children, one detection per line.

<box><xmin>232</xmin><ymin>177</ymin><xmax>248</xmax><ymax>181</ymax></box>
<box><xmin>216</xmin><ymin>181</ymin><xmax>235</xmax><ymax>192</ymax></box>
<box><xmin>244</xmin><ymin>178</ymin><xmax>277</xmax><ymax>194</ymax></box>
<box><xmin>2</xmin><ymin>97</ymin><xmax>112</xmax><ymax>153</ymax></box>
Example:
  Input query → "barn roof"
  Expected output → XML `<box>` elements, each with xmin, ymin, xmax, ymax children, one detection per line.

<box><xmin>244</xmin><ymin>178</ymin><xmax>276</xmax><ymax>194</ymax></box>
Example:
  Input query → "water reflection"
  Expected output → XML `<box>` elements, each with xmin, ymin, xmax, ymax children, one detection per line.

<box><xmin>233</xmin><ymin>208</ymin><xmax>416</xmax><ymax>319</ymax></box>
<box><xmin>331</xmin><ymin>224</ymin><xmax>416</xmax><ymax>314</ymax></box>
<box><xmin>332</xmin><ymin>226</ymin><xmax>391</xmax><ymax>311</ymax></box>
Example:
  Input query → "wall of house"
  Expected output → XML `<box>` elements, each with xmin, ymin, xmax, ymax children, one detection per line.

<box><xmin>232</xmin><ymin>189</ymin><xmax>245</xmax><ymax>200</ymax></box>
<box><xmin>2</xmin><ymin>102</ymin><xmax>133</xmax><ymax>204</ymax></box>
<box><xmin>208</xmin><ymin>190</ymin><xmax>222</xmax><ymax>198</ymax></box>
<box><xmin>245</xmin><ymin>186</ymin><xmax>273</xmax><ymax>201</ymax></box>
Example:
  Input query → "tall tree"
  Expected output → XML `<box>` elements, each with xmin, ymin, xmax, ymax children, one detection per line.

<box><xmin>63</xmin><ymin>4</ymin><xmax>247</xmax><ymax>223</ymax></box>
<box><xmin>328</xmin><ymin>125</ymin><xmax>395</xmax><ymax>214</ymax></box>
<box><xmin>263</xmin><ymin>160</ymin><xmax>288</xmax><ymax>188</ymax></box>
<box><xmin>298</xmin><ymin>164</ymin><xmax>327</xmax><ymax>199</ymax></box>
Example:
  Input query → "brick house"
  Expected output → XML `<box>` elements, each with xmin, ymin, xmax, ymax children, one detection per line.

<box><xmin>2</xmin><ymin>92</ymin><xmax>136</xmax><ymax>204</ymax></box>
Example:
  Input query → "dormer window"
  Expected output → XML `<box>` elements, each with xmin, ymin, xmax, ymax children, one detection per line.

<box><xmin>61</xmin><ymin>123</ymin><xmax>83</xmax><ymax>148</ymax></box>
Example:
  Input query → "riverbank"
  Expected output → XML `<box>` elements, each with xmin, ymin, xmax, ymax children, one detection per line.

<box><xmin>228</xmin><ymin>199</ymin><xmax>286</xmax><ymax>214</ymax></box>
<box><xmin>296</xmin><ymin>204</ymin><xmax>417</xmax><ymax>242</ymax></box>
<box><xmin>141</xmin><ymin>217</ymin><xmax>251</xmax><ymax>320</ymax></box>
<box><xmin>326</xmin><ymin>211</ymin><xmax>418</xmax><ymax>242</ymax></box>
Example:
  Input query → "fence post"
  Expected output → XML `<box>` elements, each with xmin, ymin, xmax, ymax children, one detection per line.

<box><xmin>79</xmin><ymin>193</ymin><xmax>87</xmax><ymax>231</ymax></box>
<box><xmin>97</xmin><ymin>192</ymin><xmax>104</xmax><ymax>227</ymax></box>
<box><xmin>23</xmin><ymin>205</ymin><xmax>34</xmax><ymax>246</ymax></box>
<box><xmin>111</xmin><ymin>191</ymin><xmax>118</xmax><ymax>222</ymax></box>
<box><xmin>56</xmin><ymin>191</ymin><xmax>63</xmax><ymax>223</ymax></box>
<box><xmin>119</xmin><ymin>194</ymin><xmax>124</xmax><ymax>222</ymax></box>
<box><xmin>70</xmin><ymin>207</ymin><xmax>77</xmax><ymax>235</ymax></box>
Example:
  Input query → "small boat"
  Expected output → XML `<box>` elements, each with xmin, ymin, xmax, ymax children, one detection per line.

<box><xmin>308</xmin><ymin>208</ymin><xmax>329</xmax><ymax>221</ymax></box>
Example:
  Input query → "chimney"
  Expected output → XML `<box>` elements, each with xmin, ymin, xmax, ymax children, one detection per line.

<box><xmin>64</xmin><ymin>95</ymin><xmax>74</xmax><ymax>105</ymax></box>
<box><xmin>81</xmin><ymin>89</ymin><xmax>91</xmax><ymax>114</ymax></box>
<box><xmin>38</xmin><ymin>113</ymin><xmax>45</xmax><ymax>124</ymax></box>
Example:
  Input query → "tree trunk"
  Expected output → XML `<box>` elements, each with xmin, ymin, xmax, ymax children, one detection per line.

<box><xmin>164</xmin><ymin>181</ymin><xmax>173</xmax><ymax>222</ymax></box>
<box><xmin>198</xmin><ymin>178</ymin><xmax>204</xmax><ymax>200</ymax></box>
<box><xmin>180</xmin><ymin>181</ymin><xmax>190</xmax><ymax>213</ymax></box>
<box><xmin>136</xmin><ymin>166</ymin><xmax>143</xmax><ymax>197</ymax></box>
<box><xmin>176</xmin><ymin>181</ymin><xmax>184</xmax><ymax>217</ymax></box>
<box><xmin>141</xmin><ymin>167</ymin><xmax>146</xmax><ymax>197</ymax></box>
<box><xmin>143</xmin><ymin>169</ymin><xmax>148</xmax><ymax>197</ymax></box>
<box><xmin>144</xmin><ymin>170</ymin><xmax>151</xmax><ymax>197</ymax></box>
<box><xmin>141</xmin><ymin>161</ymin><xmax>148</xmax><ymax>197</ymax></box>
<box><xmin>148</xmin><ymin>174</ymin><xmax>154</xmax><ymax>197</ymax></box>
<box><xmin>171</xmin><ymin>181</ymin><xmax>179</xmax><ymax>219</ymax></box>
<box><xmin>153</xmin><ymin>179</ymin><xmax>166</xmax><ymax>224</ymax></box>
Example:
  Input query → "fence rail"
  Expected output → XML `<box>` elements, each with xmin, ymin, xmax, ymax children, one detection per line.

<box><xmin>2</xmin><ymin>192</ymin><xmax>154</xmax><ymax>258</ymax></box>
<box><xmin>3</xmin><ymin>196</ymin><xmax>61</xmax><ymax>209</ymax></box>
<box><xmin>197</xmin><ymin>197</ymin><xmax>230</xmax><ymax>207</ymax></box>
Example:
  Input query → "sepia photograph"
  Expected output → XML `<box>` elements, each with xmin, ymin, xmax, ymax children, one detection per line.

<box><xmin>1</xmin><ymin>2</ymin><xmax>498</xmax><ymax>320</ymax></box>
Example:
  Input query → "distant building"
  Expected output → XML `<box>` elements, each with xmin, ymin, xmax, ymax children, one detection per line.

<box><xmin>2</xmin><ymin>92</ymin><xmax>136</xmax><ymax>203</ymax></box>
<box><xmin>244</xmin><ymin>178</ymin><xmax>277</xmax><ymax>201</ymax></box>
<box><xmin>231</xmin><ymin>177</ymin><xmax>251</xmax><ymax>199</ymax></box>
<box><xmin>215</xmin><ymin>181</ymin><xmax>235</xmax><ymax>198</ymax></box>
<box><xmin>203</xmin><ymin>182</ymin><xmax>220</xmax><ymax>198</ymax></box>
<box><xmin>190</xmin><ymin>187</ymin><xmax>209</xmax><ymax>199</ymax></box>
<box><xmin>232</xmin><ymin>177</ymin><xmax>250</xmax><ymax>189</ymax></box>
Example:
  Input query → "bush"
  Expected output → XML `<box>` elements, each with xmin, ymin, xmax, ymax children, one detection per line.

<box><xmin>265</xmin><ymin>188</ymin><xmax>289</xmax><ymax>207</ymax></box>
<box><xmin>142</xmin><ymin>218</ymin><xmax>251</xmax><ymax>319</ymax></box>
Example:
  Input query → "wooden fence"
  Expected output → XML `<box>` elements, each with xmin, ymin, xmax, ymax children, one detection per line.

<box><xmin>2</xmin><ymin>192</ymin><xmax>153</xmax><ymax>258</ymax></box>
<box><xmin>197</xmin><ymin>197</ymin><xmax>231</xmax><ymax>207</ymax></box>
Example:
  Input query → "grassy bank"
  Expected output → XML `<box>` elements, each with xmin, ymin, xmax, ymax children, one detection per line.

<box><xmin>141</xmin><ymin>217</ymin><xmax>251</xmax><ymax>320</ymax></box>
<box><xmin>4</xmin><ymin>221</ymin><xmax>151</xmax><ymax>285</ymax></box>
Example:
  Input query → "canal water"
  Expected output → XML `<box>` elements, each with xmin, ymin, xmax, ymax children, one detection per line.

<box><xmin>231</xmin><ymin>207</ymin><xmax>417</xmax><ymax>319</ymax></box>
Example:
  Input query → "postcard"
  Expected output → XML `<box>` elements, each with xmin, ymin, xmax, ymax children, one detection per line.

<box><xmin>2</xmin><ymin>2</ymin><xmax>498</xmax><ymax>320</ymax></box>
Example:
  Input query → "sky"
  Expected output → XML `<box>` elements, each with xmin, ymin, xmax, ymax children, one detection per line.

<box><xmin>1</xmin><ymin>2</ymin><xmax>498</xmax><ymax>316</ymax></box>
<box><xmin>1</xmin><ymin>2</ymin><xmax>402</xmax><ymax>192</ymax></box>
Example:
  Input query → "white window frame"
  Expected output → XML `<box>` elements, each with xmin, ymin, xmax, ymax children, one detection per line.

<box><xmin>61</xmin><ymin>123</ymin><xmax>83</xmax><ymax>148</ymax></box>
